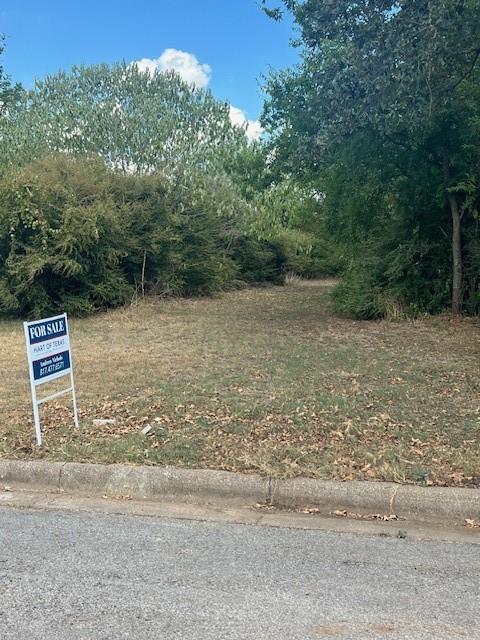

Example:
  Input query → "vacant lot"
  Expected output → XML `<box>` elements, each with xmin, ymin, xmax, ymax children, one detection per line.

<box><xmin>0</xmin><ymin>280</ymin><xmax>479</xmax><ymax>486</ymax></box>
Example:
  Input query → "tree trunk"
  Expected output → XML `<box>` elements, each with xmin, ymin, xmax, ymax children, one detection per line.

<box><xmin>448</xmin><ymin>192</ymin><xmax>463</xmax><ymax>315</ymax></box>
<box><xmin>443</xmin><ymin>153</ymin><xmax>463</xmax><ymax>315</ymax></box>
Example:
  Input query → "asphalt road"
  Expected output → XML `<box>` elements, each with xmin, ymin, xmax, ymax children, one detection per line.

<box><xmin>0</xmin><ymin>507</ymin><xmax>478</xmax><ymax>640</ymax></box>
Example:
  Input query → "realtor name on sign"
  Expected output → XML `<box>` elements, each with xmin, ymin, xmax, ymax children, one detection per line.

<box><xmin>37</xmin><ymin>353</ymin><xmax>69</xmax><ymax>377</ymax></box>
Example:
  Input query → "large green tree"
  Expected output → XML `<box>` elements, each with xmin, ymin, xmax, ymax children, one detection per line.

<box><xmin>0</xmin><ymin>62</ymin><xmax>247</xmax><ymax>176</ymax></box>
<box><xmin>262</xmin><ymin>0</ymin><xmax>480</xmax><ymax>314</ymax></box>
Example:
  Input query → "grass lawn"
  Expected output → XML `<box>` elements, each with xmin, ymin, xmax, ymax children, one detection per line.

<box><xmin>0</xmin><ymin>280</ymin><xmax>479</xmax><ymax>486</ymax></box>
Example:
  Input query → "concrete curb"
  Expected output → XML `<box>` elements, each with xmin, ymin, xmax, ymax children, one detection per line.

<box><xmin>1</xmin><ymin>459</ymin><xmax>479</xmax><ymax>525</ymax></box>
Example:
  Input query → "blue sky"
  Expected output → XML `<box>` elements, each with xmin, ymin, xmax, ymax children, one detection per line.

<box><xmin>1</xmin><ymin>0</ymin><xmax>299</xmax><ymax>132</ymax></box>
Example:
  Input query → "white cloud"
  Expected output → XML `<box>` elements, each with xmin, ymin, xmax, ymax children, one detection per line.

<box><xmin>132</xmin><ymin>49</ymin><xmax>262</xmax><ymax>141</ymax></box>
<box><xmin>229</xmin><ymin>105</ymin><xmax>262</xmax><ymax>142</ymax></box>
<box><xmin>134</xmin><ymin>48</ymin><xmax>211</xmax><ymax>89</ymax></box>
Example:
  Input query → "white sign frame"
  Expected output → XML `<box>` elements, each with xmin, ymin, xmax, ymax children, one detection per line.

<box><xmin>24</xmin><ymin>313</ymin><xmax>79</xmax><ymax>446</ymax></box>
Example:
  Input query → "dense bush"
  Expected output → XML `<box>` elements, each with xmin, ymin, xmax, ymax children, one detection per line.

<box><xmin>0</xmin><ymin>155</ymin><xmax>287</xmax><ymax>318</ymax></box>
<box><xmin>0</xmin><ymin>155</ymin><xmax>132</xmax><ymax>317</ymax></box>
<box><xmin>273</xmin><ymin>227</ymin><xmax>343</xmax><ymax>279</ymax></box>
<box><xmin>318</xmin><ymin>133</ymin><xmax>479</xmax><ymax>319</ymax></box>
<box><xmin>110</xmin><ymin>172</ymin><xmax>237</xmax><ymax>298</ymax></box>
<box><xmin>227</xmin><ymin>236</ymin><xmax>287</xmax><ymax>285</ymax></box>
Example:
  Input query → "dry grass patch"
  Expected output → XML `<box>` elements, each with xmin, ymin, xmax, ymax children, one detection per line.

<box><xmin>0</xmin><ymin>280</ymin><xmax>479</xmax><ymax>486</ymax></box>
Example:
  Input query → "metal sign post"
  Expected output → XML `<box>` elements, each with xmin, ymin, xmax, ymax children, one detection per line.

<box><xmin>24</xmin><ymin>313</ymin><xmax>79</xmax><ymax>446</ymax></box>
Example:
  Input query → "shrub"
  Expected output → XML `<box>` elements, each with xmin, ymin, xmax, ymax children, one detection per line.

<box><xmin>276</xmin><ymin>229</ymin><xmax>343</xmax><ymax>278</ymax></box>
<box><xmin>0</xmin><ymin>155</ymin><xmax>132</xmax><ymax>317</ymax></box>
<box><xmin>330</xmin><ymin>233</ymin><xmax>452</xmax><ymax>320</ymax></box>
<box><xmin>227</xmin><ymin>236</ymin><xmax>287</xmax><ymax>285</ymax></box>
<box><xmin>0</xmin><ymin>154</ymin><xmax>289</xmax><ymax>318</ymax></box>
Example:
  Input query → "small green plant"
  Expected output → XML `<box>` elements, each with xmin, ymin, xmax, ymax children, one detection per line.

<box><xmin>412</xmin><ymin>467</ymin><xmax>430</xmax><ymax>486</ymax></box>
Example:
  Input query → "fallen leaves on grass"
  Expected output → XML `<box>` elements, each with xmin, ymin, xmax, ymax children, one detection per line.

<box><xmin>1</xmin><ymin>281</ymin><xmax>479</xmax><ymax>486</ymax></box>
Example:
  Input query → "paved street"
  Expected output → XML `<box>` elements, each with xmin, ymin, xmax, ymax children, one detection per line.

<box><xmin>0</xmin><ymin>506</ymin><xmax>478</xmax><ymax>639</ymax></box>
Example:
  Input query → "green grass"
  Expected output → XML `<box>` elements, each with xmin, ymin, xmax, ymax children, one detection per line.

<box><xmin>1</xmin><ymin>279</ymin><xmax>479</xmax><ymax>486</ymax></box>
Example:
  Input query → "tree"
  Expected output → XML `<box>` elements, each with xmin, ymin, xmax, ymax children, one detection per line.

<box><xmin>262</xmin><ymin>0</ymin><xmax>480</xmax><ymax>314</ymax></box>
<box><xmin>0</xmin><ymin>62</ymin><xmax>248</xmax><ymax>176</ymax></box>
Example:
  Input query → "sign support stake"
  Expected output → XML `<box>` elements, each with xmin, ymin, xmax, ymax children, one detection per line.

<box><xmin>65</xmin><ymin>314</ymin><xmax>80</xmax><ymax>429</ymax></box>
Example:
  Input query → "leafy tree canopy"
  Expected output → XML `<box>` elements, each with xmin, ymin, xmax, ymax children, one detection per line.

<box><xmin>0</xmin><ymin>62</ymin><xmax>249</xmax><ymax>176</ymax></box>
<box><xmin>263</xmin><ymin>0</ymin><xmax>480</xmax><ymax>163</ymax></box>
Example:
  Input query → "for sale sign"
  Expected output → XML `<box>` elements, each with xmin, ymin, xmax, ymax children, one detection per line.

<box><xmin>24</xmin><ymin>313</ymin><xmax>79</xmax><ymax>445</ymax></box>
<box><xmin>25</xmin><ymin>315</ymin><xmax>71</xmax><ymax>385</ymax></box>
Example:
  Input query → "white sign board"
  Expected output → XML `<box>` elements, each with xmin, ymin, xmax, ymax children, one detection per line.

<box><xmin>24</xmin><ymin>313</ymin><xmax>79</xmax><ymax>445</ymax></box>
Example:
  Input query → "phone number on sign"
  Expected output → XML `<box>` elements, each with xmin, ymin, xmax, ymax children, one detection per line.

<box><xmin>39</xmin><ymin>361</ymin><xmax>65</xmax><ymax>377</ymax></box>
